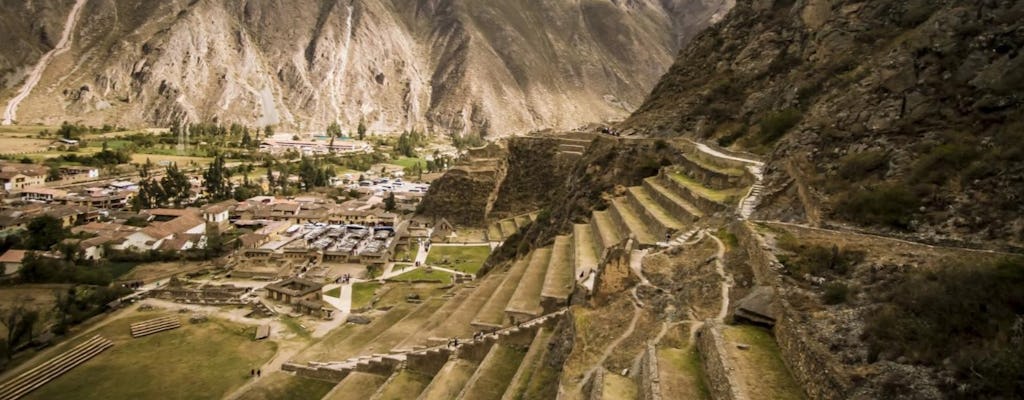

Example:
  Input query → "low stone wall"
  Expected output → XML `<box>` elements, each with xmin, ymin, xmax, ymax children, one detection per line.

<box><xmin>696</xmin><ymin>322</ymin><xmax>745</xmax><ymax>400</ymax></box>
<box><xmin>636</xmin><ymin>344</ymin><xmax>662</xmax><ymax>400</ymax></box>
<box><xmin>586</xmin><ymin>368</ymin><xmax>604</xmax><ymax>400</ymax></box>
<box><xmin>732</xmin><ymin>222</ymin><xmax>780</xmax><ymax>287</ymax></box>
<box><xmin>406</xmin><ymin>350</ymin><xmax>451</xmax><ymax>376</ymax></box>
<box><xmin>773</xmin><ymin>301</ymin><xmax>851</xmax><ymax>399</ymax></box>
<box><xmin>281</xmin><ymin>362</ymin><xmax>349</xmax><ymax>382</ymax></box>
<box><xmin>354</xmin><ymin>357</ymin><xmax>400</xmax><ymax>375</ymax></box>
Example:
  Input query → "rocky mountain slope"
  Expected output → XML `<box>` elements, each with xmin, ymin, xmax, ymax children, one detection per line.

<box><xmin>623</xmin><ymin>0</ymin><xmax>1024</xmax><ymax>250</ymax></box>
<box><xmin>0</xmin><ymin>0</ymin><xmax>732</xmax><ymax>136</ymax></box>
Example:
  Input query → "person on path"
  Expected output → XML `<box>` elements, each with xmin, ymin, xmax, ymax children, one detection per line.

<box><xmin>250</xmin><ymin>369</ymin><xmax>255</xmax><ymax>377</ymax></box>
<box><xmin>257</xmin><ymin>369</ymin><xmax>261</xmax><ymax>377</ymax></box>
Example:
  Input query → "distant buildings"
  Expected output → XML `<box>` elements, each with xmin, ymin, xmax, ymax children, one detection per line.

<box><xmin>258</xmin><ymin>136</ymin><xmax>372</xmax><ymax>156</ymax></box>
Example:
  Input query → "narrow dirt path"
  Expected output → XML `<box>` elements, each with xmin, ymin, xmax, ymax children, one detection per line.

<box><xmin>2</xmin><ymin>0</ymin><xmax>88</xmax><ymax>125</ymax></box>
<box><xmin>706</xmin><ymin>232</ymin><xmax>732</xmax><ymax>323</ymax></box>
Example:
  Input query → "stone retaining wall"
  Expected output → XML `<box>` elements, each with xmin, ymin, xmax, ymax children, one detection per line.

<box><xmin>636</xmin><ymin>344</ymin><xmax>662</xmax><ymax>400</ymax></box>
<box><xmin>406</xmin><ymin>350</ymin><xmax>451</xmax><ymax>376</ymax></box>
<box><xmin>281</xmin><ymin>362</ymin><xmax>349</xmax><ymax>382</ymax></box>
<box><xmin>696</xmin><ymin>322</ymin><xmax>745</xmax><ymax>400</ymax></box>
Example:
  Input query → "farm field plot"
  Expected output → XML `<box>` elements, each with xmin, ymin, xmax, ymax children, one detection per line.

<box><xmin>425</xmin><ymin>245</ymin><xmax>490</xmax><ymax>275</ymax></box>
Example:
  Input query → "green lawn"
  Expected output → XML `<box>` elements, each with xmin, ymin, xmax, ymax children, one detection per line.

<box><xmin>425</xmin><ymin>245</ymin><xmax>491</xmax><ymax>275</ymax></box>
<box><xmin>392</xmin><ymin>268</ymin><xmax>452</xmax><ymax>284</ymax></box>
<box><xmin>392</xmin><ymin>157</ymin><xmax>427</xmax><ymax>169</ymax></box>
<box><xmin>26</xmin><ymin>315</ymin><xmax>277</xmax><ymax>400</ymax></box>
<box><xmin>669</xmin><ymin>171</ymin><xmax>744</xmax><ymax>203</ymax></box>
<box><xmin>722</xmin><ymin>325</ymin><xmax>806</xmax><ymax>400</ymax></box>
<box><xmin>280</xmin><ymin>315</ymin><xmax>311</xmax><ymax>340</ymax></box>
<box><xmin>394</xmin><ymin>243</ymin><xmax>419</xmax><ymax>262</ymax></box>
<box><xmin>324</xmin><ymin>287</ymin><xmax>341</xmax><ymax>298</ymax></box>
<box><xmin>351</xmin><ymin>282</ymin><xmax>381</xmax><ymax>310</ymax></box>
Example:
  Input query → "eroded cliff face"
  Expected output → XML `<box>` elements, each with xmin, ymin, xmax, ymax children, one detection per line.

<box><xmin>0</xmin><ymin>0</ymin><xmax>732</xmax><ymax>136</ymax></box>
<box><xmin>624</xmin><ymin>0</ymin><xmax>1024</xmax><ymax>249</ymax></box>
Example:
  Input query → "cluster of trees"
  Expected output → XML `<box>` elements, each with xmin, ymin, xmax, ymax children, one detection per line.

<box><xmin>297</xmin><ymin>157</ymin><xmax>336</xmax><ymax>191</ymax></box>
<box><xmin>395</xmin><ymin>129</ymin><xmax>427</xmax><ymax>157</ymax></box>
<box><xmin>54</xmin><ymin>146</ymin><xmax>131</xmax><ymax>167</ymax></box>
<box><xmin>132</xmin><ymin>164</ymin><xmax>192</xmax><ymax>209</ymax></box>
<box><xmin>0</xmin><ymin>303</ymin><xmax>40</xmax><ymax>364</ymax></box>
<box><xmin>39</xmin><ymin>122</ymin><xmax>123</xmax><ymax>140</ymax></box>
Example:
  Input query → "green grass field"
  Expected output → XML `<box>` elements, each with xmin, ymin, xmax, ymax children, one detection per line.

<box><xmin>351</xmin><ymin>282</ymin><xmax>381</xmax><ymax>310</ymax></box>
<box><xmin>392</xmin><ymin>157</ymin><xmax>427</xmax><ymax>169</ymax></box>
<box><xmin>425</xmin><ymin>246</ymin><xmax>490</xmax><ymax>275</ymax></box>
<box><xmin>324</xmin><ymin>287</ymin><xmax>341</xmax><ymax>298</ymax></box>
<box><xmin>392</xmin><ymin>268</ymin><xmax>453</xmax><ymax>284</ymax></box>
<box><xmin>394</xmin><ymin>243</ymin><xmax>419</xmax><ymax>262</ymax></box>
<box><xmin>26</xmin><ymin>314</ymin><xmax>277</xmax><ymax>400</ymax></box>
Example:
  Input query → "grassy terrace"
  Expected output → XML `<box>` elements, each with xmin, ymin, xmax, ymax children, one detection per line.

<box><xmin>427</xmin><ymin>272</ymin><xmax>504</xmax><ymax>340</ymax></box>
<box><xmin>419</xmin><ymin>359</ymin><xmax>478</xmax><ymax>400</ymax></box>
<box><xmin>352</xmin><ymin>282</ymin><xmax>381</xmax><ymax>310</ymax></box>
<box><xmin>503</xmin><ymin>328</ymin><xmax>553</xmax><ymax>400</ymax></box>
<box><xmin>473</xmin><ymin>259</ymin><xmax>529</xmax><ymax>327</ymax></box>
<box><xmin>394</xmin><ymin>242</ymin><xmax>419</xmax><ymax>262</ymax></box>
<box><xmin>611</xmin><ymin>198</ymin><xmax>658</xmax><ymax>244</ymax></box>
<box><xmin>499</xmin><ymin>220</ymin><xmax>518</xmax><ymax>237</ymax></box>
<box><xmin>541</xmin><ymin>236</ymin><xmax>574</xmax><ymax>299</ymax></box>
<box><xmin>722</xmin><ymin>325</ymin><xmax>805</xmax><ymax>400</ymax></box>
<box><xmin>324</xmin><ymin>371</ymin><xmax>387</xmax><ymax>400</ymax></box>
<box><xmin>683</xmin><ymin>152</ymin><xmax>747</xmax><ymax>177</ymax></box>
<box><xmin>659</xmin><ymin>347</ymin><xmax>711</xmax><ymax>400</ymax></box>
<box><xmin>391</xmin><ymin>157</ymin><xmax>427</xmax><ymax>169</ymax></box>
<box><xmin>374</xmin><ymin>370</ymin><xmax>432</xmax><ymax>400</ymax></box>
<box><xmin>391</xmin><ymin>267</ymin><xmax>453</xmax><ymax>284</ymax></box>
<box><xmin>292</xmin><ymin>304</ymin><xmax>415</xmax><ymax>363</ymax></box>
<box><xmin>628</xmin><ymin>186</ymin><xmax>686</xmax><ymax>229</ymax></box>
<box><xmin>642</xmin><ymin>178</ymin><xmax>706</xmax><ymax>218</ymax></box>
<box><xmin>358</xmin><ymin>299</ymin><xmax>446</xmax><ymax>355</ymax></box>
<box><xmin>425</xmin><ymin>245</ymin><xmax>491</xmax><ymax>275</ymax></box>
<box><xmin>460</xmin><ymin>344</ymin><xmax>527</xmax><ymax>400</ymax></box>
<box><xmin>668</xmin><ymin>170</ymin><xmax>745</xmax><ymax>204</ymax></box>
<box><xmin>487</xmin><ymin>223</ymin><xmax>503</xmax><ymax>241</ymax></box>
<box><xmin>573</xmin><ymin>224</ymin><xmax>600</xmax><ymax>276</ymax></box>
<box><xmin>26</xmin><ymin>314</ymin><xmax>276</xmax><ymax>400</ymax></box>
<box><xmin>506</xmin><ymin>248</ymin><xmax>552</xmax><ymax>315</ymax></box>
<box><xmin>603</xmin><ymin>372</ymin><xmax>639</xmax><ymax>399</ymax></box>
<box><xmin>234</xmin><ymin>372</ymin><xmax>335</xmax><ymax>400</ymax></box>
<box><xmin>591</xmin><ymin>210</ymin><xmax>622</xmax><ymax>249</ymax></box>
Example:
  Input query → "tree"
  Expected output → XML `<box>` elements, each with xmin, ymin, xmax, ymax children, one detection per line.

<box><xmin>384</xmin><ymin>192</ymin><xmax>396</xmax><ymax>212</ymax></box>
<box><xmin>264</xmin><ymin>125</ymin><xmax>275</xmax><ymax>138</ymax></box>
<box><xmin>25</xmin><ymin>215</ymin><xmax>66</xmax><ymax>250</ymax></box>
<box><xmin>160</xmin><ymin>164</ymin><xmax>191</xmax><ymax>206</ymax></box>
<box><xmin>203</xmin><ymin>155</ymin><xmax>231</xmax><ymax>201</ymax></box>
<box><xmin>327</xmin><ymin>121</ymin><xmax>343</xmax><ymax>138</ymax></box>
<box><xmin>204</xmin><ymin>223</ymin><xmax>225</xmax><ymax>257</ymax></box>
<box><xmin>357</xmin><ymin>118</ymin><xmax>367</xmax><ymax>141</ymax></box>
<box><xmin>1</xmin><ymin>303</ymin><xmax>38</xmax><ymax>360</ymax></box>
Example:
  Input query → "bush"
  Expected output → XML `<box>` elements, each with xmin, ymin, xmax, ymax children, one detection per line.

<box><xmin>836</xmin><ymin>184</ymin><xmax>919</xmax><ymax>230</ymax></box>
<box><xmin>756</xmin><ymin>109</ymin><xmax>802</xmax><ymax>144</ymax></box>
<box><xmin>778</xmin><ymin>243</ymin><xmax>864</xmax><ymax>277</ymax></box>
<box><xmin>910</xmin><ymin>143</ymin><xmax>980</xmax><ymax>185</ymax></box>
<box><xmin>838</xmin><ymin>150</ymin><xmax>888</xmax><ymax>181</ymax></box>
<box><xmin>863</xmin><ymin>259</ymin><xmax>1024</xmax><ymax>399</ymax></box>
<box><xmin>821</xmin><ymin>282</ymin><xmax>850</xmax><ymax>305</ymax></box>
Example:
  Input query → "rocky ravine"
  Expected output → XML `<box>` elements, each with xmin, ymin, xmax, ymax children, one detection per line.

<box><xmin>0</xmin><ymin>0</ymin><xmax>733</xmax><ymax>136</ymax></box>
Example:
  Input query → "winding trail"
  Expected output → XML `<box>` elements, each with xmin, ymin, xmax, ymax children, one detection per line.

<box><xmin>705</xmin><ymin>232</ymin><xmax>732</xmax><ymax>323</ymax></box>
<box><xmin>2</xmin><ymin>0</ymin><xmax>88</xmax><ymax>125</ymax></box>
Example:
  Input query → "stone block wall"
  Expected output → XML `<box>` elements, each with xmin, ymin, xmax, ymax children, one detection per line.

<box><xmin>696</xmin><ymin>322</ymin><xmax>745</xmax><ymax>400</ymax></box>
<box><xmin>636</xmin><ymin>344</ymin><xmax>663</xmax><ymax>400</ymax></box>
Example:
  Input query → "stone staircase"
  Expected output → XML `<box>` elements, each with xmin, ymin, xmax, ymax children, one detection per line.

<box><xmin>0</xmin><ymin>335</ymin><xmax>113</xmax><ymax>400</ymax></box>
<box><xmin>129</xmin><ymin>316</ymin><xmax>181</xmax><ymax>338</ymax></box>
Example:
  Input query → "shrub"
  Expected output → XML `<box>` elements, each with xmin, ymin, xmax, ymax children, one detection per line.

<box><xmin>910</xmin><ymin>143</ymin><xmax>980</xmax><ymax>185</ymax></box>
<box><xmin>838</xmin><ymin>150</ymin><xmax>889</xmax><ymax>181</ymax></box>
<box><xmin>757</xmin><ymin>109</ymin><xmax>802</xmax><ymax>144</ymax></box>
<box><xmin>836</xmin><ymin>184</ymin><xmax>919</xmax><ymax>230</ymax></box>
<box><xmin>821</xmin><ymin>282</ymin><xmax>850</xmax><ymax>305</ymax></box>
<box><xmin>863</xmin><ymin>259</ymin><xmax>1024</xmax><ymax>399</ymax></box>
<box><xmin>778</xmin><ymin>243</ymin><xmax>865</xmax><ymax>277</ymax></box>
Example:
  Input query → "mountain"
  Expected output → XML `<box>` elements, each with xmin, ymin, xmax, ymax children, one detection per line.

<box><xmin>624</xmin><ymin>0</ymin><xmax>1024</xmax><ymax>249</ymax></box>
<box><xmin>0</xmin><ymin>0</ymin><xmax>733</xmax><ymax>136</ymax></box>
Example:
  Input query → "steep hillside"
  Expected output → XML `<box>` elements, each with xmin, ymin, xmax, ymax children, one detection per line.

<box><xmin>0</xmin><ymin>0</ymin><xmax>732</xmax><ymax>136</ymax></box>
<box><xmin>623</xmin><ymin>0</ymin><xmax>1024</xmax><ymax>250</ymax></box>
